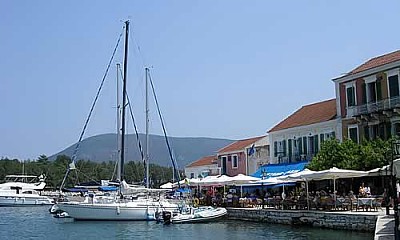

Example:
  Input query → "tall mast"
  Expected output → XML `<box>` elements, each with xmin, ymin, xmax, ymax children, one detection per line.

<box><xmin>116</xmin><ymin>63</ymin><xmax>121</xmax><ymax>182</ymax></box>
<box><xmin>120</xmin><ymin>20</ymin><xmax>129</xmax><ymax>182</ymax></box>
<box><xmin>145</xmin><ymin>67</ymin><xmax>150</xmax><ymax>189</ymax></box>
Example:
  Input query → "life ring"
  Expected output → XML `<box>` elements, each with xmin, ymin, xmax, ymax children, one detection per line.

<box><xmin>193</xmin><ymin>198</ymin><xmax>200</xmax><ymax>207</ymax></box>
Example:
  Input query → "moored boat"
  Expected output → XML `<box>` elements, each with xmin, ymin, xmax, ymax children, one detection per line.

<box><xmin>0</xmin><ymin>174</ymin><xmax>53</xmax><ymax>206</ymax></box>
<box><xmin>57</xmin><ymin>20</ymin><xmax>182</xmax><ymax>220</ymax></box>
<box><xmin>166</xmin><ymin>206</ymin><xmax>227</xmax><ymax>224</ymax></box>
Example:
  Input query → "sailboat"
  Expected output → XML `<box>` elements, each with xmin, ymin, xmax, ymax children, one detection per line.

<box><xmin>57</xmin><ymin>21</ymin><xmax>180</xmax><ymax>220</ymax></box>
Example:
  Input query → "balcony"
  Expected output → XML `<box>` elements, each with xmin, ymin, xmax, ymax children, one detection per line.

<box><xmin>347</xmin><ymin>96</ymin><xmax>400</xmax><ymax>118</ymax></box>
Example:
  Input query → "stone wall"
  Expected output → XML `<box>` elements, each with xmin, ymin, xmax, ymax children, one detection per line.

<box><xmin>227</xmin><ymin>208</ymin><xmax>377</xmax><ymax>232</ymax></box>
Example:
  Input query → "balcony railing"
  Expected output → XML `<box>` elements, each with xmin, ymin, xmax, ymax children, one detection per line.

<box><xmin>347</xmin><ymin>96</ymin><xmax>400</xmax><ymax>117</ymax></box>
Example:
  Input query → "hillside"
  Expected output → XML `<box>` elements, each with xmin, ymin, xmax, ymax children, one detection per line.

<box><xmin>49</xmin><ymin>133</ymin><xmax>234</xmax><ymax>168</ymax></box>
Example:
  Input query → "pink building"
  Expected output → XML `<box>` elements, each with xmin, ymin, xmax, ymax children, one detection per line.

<box><xmin>217</xmin><ymin>136</ymin><xmax>265</xmax><ymax>176</ymax></box>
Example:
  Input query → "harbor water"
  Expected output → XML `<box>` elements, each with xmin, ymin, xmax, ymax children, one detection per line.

<box><xmin>0</xmin><ymin>206</ymin><xmax>373</xmax><ymax>240</ymax></box>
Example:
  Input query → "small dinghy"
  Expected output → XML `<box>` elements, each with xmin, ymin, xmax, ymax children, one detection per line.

<box><xmin>166</xmin><ymin>206</ymin><xmax>227</xmax><ymax>224</ymax></box>
<box><xmin>53</xmin><ymin>211</ymin><xmax>70</xmax><ymax>218</ymax></box>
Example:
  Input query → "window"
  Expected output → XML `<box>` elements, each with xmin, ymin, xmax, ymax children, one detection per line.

<box><xmin>346</xmin><ymin>85</ymin><xmax>356</xmax><ymax>107</ymax></box>
<box><xmin>389</xmin><ymin>75</ymin><xmax>399</xmax><ymax>98</ymax></box>
<box><xmin>348</xmin><ymin>126</ymin><xmax>358</xmax><ymax>143</ymax></box>
<box><xmin>365</xmin><ymin>76</ymin><xmax>382</xmax><ymax>103</ymax></box>
<box><xmin>320</xmin><ymin>133</ymin><xmax>325</xmax><ymax>144</ymax></box>
<box><xmin>232</xmin><ymin>155</ymin><xmax>238</xmax><ymax>168</ymax></box>
<box><xmin>393</xmin><ymin>122</ymin><xmax>400</xmax><ymax>137</ymax></box>
<box><xmin>190</xmin><ymin>173</ymin><xmax>195</xmax><ymax>179</ymax></box>
<box><xmin>325</xmin><ymin>131</ymin><xmax>335</xmax><ymax>139</ymax></box>
<box><xmin>387</xmin><ymin>69</ymin><xmax>400</xmax><ymax>99</ymax></box>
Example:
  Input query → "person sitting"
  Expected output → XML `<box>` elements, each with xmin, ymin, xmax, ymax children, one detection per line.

<box><xmin>364</xmin><ymin>184</ymin><xmax>371</xmax><ymax>197</ymax></box>
<box><xmin>359</xmin><ymin>183</ymin><xmax>366</xmax><ymax>197</ymax></box>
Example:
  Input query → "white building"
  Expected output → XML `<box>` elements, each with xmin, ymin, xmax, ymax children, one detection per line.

<box><xmin>268</xmin><ymin>99</ymin><xmax>340</xmax><ymax>164</ymax></box>
<box><xmin>184</xmin><ymin>155</ymin><xmax>220</xmax><ymax>179</ymax></box>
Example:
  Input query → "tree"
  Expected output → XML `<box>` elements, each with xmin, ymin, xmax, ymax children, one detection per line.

<box><xmin>308</xmin><ymin>138</ymin><xmax>392</xmax><ymax>171</ymax></box>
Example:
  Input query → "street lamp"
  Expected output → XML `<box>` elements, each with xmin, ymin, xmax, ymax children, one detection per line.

<box><xmin>261</xmin><ymin>169</ymin><xmax>267</xmax><ymax>209</ymax></box>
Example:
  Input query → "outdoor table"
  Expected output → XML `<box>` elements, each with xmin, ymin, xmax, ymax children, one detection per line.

<box><xmin>356</xmin><ymin>198</ymin><xmax>375</xmax><ymax>211</ymax></box>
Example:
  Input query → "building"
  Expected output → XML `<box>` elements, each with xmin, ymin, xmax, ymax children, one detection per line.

<box><xmin>246</xmin><ymin>136</ymin><xmax>270</xmax><ymax>175</ymax></box>
<box><xmin>332</xmin><ymin>50</ymin><xmax>400</xmax><ymax>142</ymax></box>
<box><xmin>217</xmin><ymin>136</ymin><xmax>268</xmax><ymax>176</ymax></box>
<box><xmin>268</xmin><ymin>99</ymin><xmax>339</xmax><ymax>164</ymax></box>
<box><xmin>184</xmin><ymin>155</ymin><xmax>220</xmax><ymax>179</ymax></box>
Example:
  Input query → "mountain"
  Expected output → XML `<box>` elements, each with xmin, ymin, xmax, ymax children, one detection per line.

<box><xmin>49</xmin><ymin>133</ymin><xmax>234</xmax><ymax>168</ymax></box>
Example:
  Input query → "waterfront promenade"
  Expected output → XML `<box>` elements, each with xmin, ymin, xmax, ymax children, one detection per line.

<box><xmin>227</xmin><ymin>207</ymin><xmax>396</xmax><ymax>237</ymax></box>
<box><xmin>375</xmin><ymin>214</ymin><xmax>395</xmax><ymax>240</ymax></box>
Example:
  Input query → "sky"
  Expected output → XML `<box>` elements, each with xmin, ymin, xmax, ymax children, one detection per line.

<box><xmin>1</xmin><ymin>0</ymin><xmax>400</xmax><ymax>160</ymax></box>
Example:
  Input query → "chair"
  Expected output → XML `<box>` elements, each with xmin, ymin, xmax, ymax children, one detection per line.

<box><xmin>373</xmin><ymin>198</ymin><xmax>383</xmax><ymax>211</ymax></box>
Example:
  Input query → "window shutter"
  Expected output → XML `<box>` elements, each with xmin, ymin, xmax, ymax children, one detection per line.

<box><xmin>282</xmin><ymin>140</ymin><xmax>287</xmax><ymax>157</ymax></box>
<box><xmin>303</xmin><ymin>137</ymin><xmax>308</xmax><ymax>155</ymax></box>
<box><xmin>386</xmin><ymin>122</ymin><xmax>392</xmax><ymax>139</ymax></box>
<box><xmin>288</xmin><ymin>139</ymin><xmax>292</xmax><ymax>162</ymax></box>
<box><xmin>320</xmin><ymin>133</ymin><xmax>325</xmax><ymax>144</ymax></box>
<box><xmin>362</xmin><ymin>82</ymin><xmax>367</xmax><ymax>104</ymax></box>
<box><xmin>389</xmin><ymin>75</ymin><xmax>399</xmax><ymax>97</ymax></box>
<box><xmin>377</xmin><ymin>78</ymin><xmax>382</xmax><ymax>100</ymax></box>
<box><xmin>314</xmin><ymin>135</ymin><xmax>319</xmax><ymax>153</ymax></box>
<box><xmin>298</xmin><ymin>138</ymin><xmax>303</xmax><ymax>155</ymax></box>
<box><xmin>364</xmin><ymin>126</ymin><xmax>370</xmax><ymax>141</ymax></box>
<box><xmin>274</xmin><ymin>141</ymin><xmax>277</xmax><ymax>157</ymax></box>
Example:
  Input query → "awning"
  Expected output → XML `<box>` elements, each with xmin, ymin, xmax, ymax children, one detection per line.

<box><xmin>252</xmin><ymin>161</ymin><xmax>308</xmax><ymax>178</ymax></box>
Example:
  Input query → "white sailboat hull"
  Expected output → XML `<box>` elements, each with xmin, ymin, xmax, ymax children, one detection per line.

<box><xmin>0</xmin><ymin>193</ymin><xmax>53</xmax><ymax>206</ymax></box>
<box><xmin>58</xmin><ymin>200</ymin><xmax>179</xmax><ymax>221</ymax></box>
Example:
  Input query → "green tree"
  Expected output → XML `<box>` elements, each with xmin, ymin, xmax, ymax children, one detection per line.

<box><xmin>308</xmin><ymin>138</ymin><xmax>392</xmax><ymax>171</ymax></box>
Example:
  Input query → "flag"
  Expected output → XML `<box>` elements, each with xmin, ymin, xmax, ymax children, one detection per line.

<box><xmin>248</xmin><ymin>144</ymin><xmax>255</xmax><ymax>156</ymax></box>
<box><xmin>68</xmin><ymin>161</ymin><xmax>76</xmax><ymax>170</ymax></box>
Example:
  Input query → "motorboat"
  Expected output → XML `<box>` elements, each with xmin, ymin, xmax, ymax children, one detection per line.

<box><xmin>165</xmin><ymin>206</ymin><xmax>227</xmax><ymax>224</ymax></box>
<box><xmin>0</xmin><ymin>174</ymin><xmax>54</xmax><ymax>206</ymax></box>
<box><xmin>0</xmin><ymin>174</ymin><xmax>46</xmax><ymax>191</ymax></box>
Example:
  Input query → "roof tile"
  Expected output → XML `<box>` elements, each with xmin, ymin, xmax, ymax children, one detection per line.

<box><xmin>186</xmin><ymin>155</ymin><xmax>217</xmax><ymax>167</ymax></box>
<box><xmin>349</xmin><ymin>50</ymin><xmax>400</xmax><ymax>74</ymax></box>
<box><xmin>218</xmin><ymin>136</ymin><xmax>265</xmax><ymax>154</ymax></box>
<box><xmin>268</xmin><ymin>99</ymin><xmax>336</xmax><ymax>132</ymax></box>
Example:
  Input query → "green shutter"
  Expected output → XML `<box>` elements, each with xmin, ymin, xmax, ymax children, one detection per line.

<box><xmin>288</xmin><ymin>139</ymin><xmax>292</xmax><ymax>161</ymax></box>
<box><xmin>362</xmin><ymin>82</ymin><xmax>367</xmax><ymax>104</ymax></box>
<box><xmin>274</xmin><ymin>141</ymin><xmax>277</xmax><ymax>157</ymax></box>
<box><xmin>282</xmin><ymin>140</ymin><xmax>287</xmax><ymax>157</ymax></box>
<box><xmin>314</xmin><ymin>135</ymin><xmax>319</xmax><ymax>153</ymax></box>
<box><xmin>364</xmin><ymin>126</ymin><xmax>370</xmax><ymax>141</ymax></box>
<box><xmin>377</xmin><ymin>79</ymin><xmax>382</xmax><ymax>100</ymax></box>
<box><xmin>386</xmin><ymin>122</ymin><xmax>392</xmax><ymax>139</ymax></box>
<box><xmin>298</xmin><ymin>139</ymin><xmax>303</xmax><ymax>155</ymax></box>
<box><xmin>303</xmin><ymin>137</ymin><xmax>307</xmax><ymax>155</ymax></box>
<box><xmin>389</xmin><ymin>75</ymin><xmax>399</xmax><ymax>97</ymax></box>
